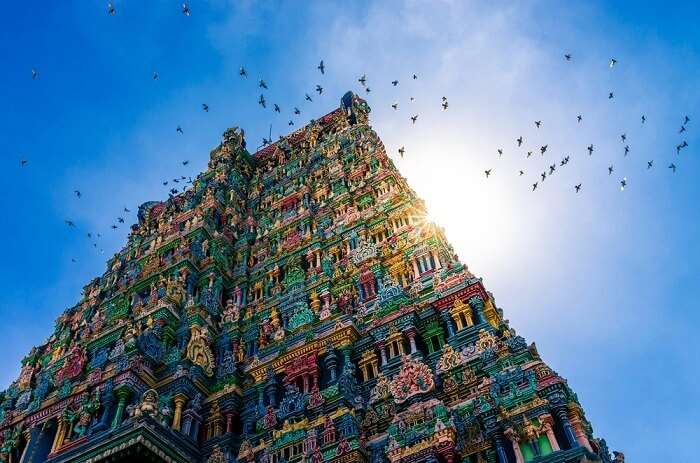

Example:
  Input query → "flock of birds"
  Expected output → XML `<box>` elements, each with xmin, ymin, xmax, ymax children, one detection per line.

<box><xmin>16</xmin><ymin>4</ymin><xmax>693</xmax><ymax>264</ymax></box>
<box><xmin>479</xmin><ymin>56</ymin><xmax>691</xmax><ymax>193</ymax></box>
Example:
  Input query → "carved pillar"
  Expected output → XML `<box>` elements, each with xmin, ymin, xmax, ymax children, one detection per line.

<box><xmin>377</xmin><ymin>342</ymin><xmax>388</xmax><ymax>366</ymax></box>
<box><xmin>432</xmin><ymin>249</ymin><xmax>442</xmax><ymax>270</ymax></box>
<box><xmin>568</xmin><ymin>406</ymin><xmax>593</xmax><ymax>451</ymax></box>
<box><xmin>504</xmin><ymin>428</ymin><xmax>525</xmax><ymax>463</ymax></box>
<box><xmin>468</xmin><ymin>296</ymin><xmax>485</xmax><ymax>325</ymax></box>
<box><xmin>405</xmin><ymin>328</ymin><xmax>418</xmax><ymax>354</ymax></box>
<box><xmin>19</xmin><ymin>426</ymin><xmax>40</xmax><ymax>463</ymax></box>
<box><xmin>50</xmin><ymin>420</ymin><xmax>67</xmax><ymax>453</ymax></box>
<box><xmin>111</xmin><ymin>386</ymin><xmax>131</xmax><ymax>428</ymax></box>
<box><xmin>225</xmin><ymin>412</ymin><xmax>233</xmax><ymax>434</ymax></box>
<box><xmin>172</xmin><ymin>394</ymin><xmax>188</xmax><ymax>431</ymax></box>
<box><xmin>539</xmin><ymin>414</ymin><xmax>560</xmax><ymax>451</ymax></box>
<box><xmin>93</xmin><ymin>383</ymin><xmax>115</xmax><ymax>433</ymax></box>
<box><xmin>553</xmin><ymin>406</ymin><xmax>578</xmax><ymax>449</ymax></box>
<box><xmin>492</xmin><ymin>430</ymin><xmax>509</xmax><ymax>463</ymax></box>
<box><xmin>441</xmin><ymin>311</ymin><xmax>455</xmax><ymax>337</ymax></box>
<box><xmin>412</xmin><ymin>259</ymin><xmax>420</xmax><ymax>280</ymax></box>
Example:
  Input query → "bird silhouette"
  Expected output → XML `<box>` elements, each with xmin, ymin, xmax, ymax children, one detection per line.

<box><xmin>684</xmin><ymin>115</ymin><xmax>690</xmax><ymax>124</ymax></box>
<box><xmin>358</xmin><ymin>74</ymin><xmax>367</xmax><ymax>86</ymax></box>
<box><xmin>621</xmin><ymin>133</ymin><xmax>627</xmax><ymax>142</ymax></box>
<box><xmin>117</xmin><ymin>217</ymin><xmax>125</xmax><ymax>223</ymax></box>
<box><xmin>609</xmin><ymin>58</ymin><xmax>617</xmax><ymax>68</ymax></box>
<box><xmin>305</xmin><ymin>93</ymin><xmax>313</xmax><ymax>102</ymax></box>
<box><xmin>541</xmin><ymin>172</ymin><xmax>547</xmax><ymax>181</ymax></box>
<box><xmin>587</xmin><ymin>144</ymin><xmax>594</xmax><ymax>155</ymax></box>
<box><xmin>20</xmin><ymin>159</ymin><xmax>28</xmax><ymax>167</ymax></box>
<box><xmin>318</xmin><ymin>60</ymin><xmax>325</xmax><ymax>74</ymax></box>
<box><xmin>540</xmin><ymin>145</ymin><xmax>548</xmax><ymax>155</ymax></box>
<box><xmin>516</xmin><ymin>136</ymin><xmax>523</xmax><ymax>146</ymax></box>
<box><xmin>669</xmin><ymin>163</ymin><xmax>677</xmax><ymax>173</ymax></box>
<box><xmin>111</xmin><ymin>225</ymin><xmax>118</xmax><ymax>230</ymax></box>
<box><xmin>65</xmin><ymin>220</ymin><xmax>75</xmax><ymax>227</ymax></box>
<box><xmin>676</xmin><ymin>141</ymin><xmax>688</xmax><ymax>153</ymax></box>
<box><xmin>620</xmin><ymin>178</ymin><xmax>627</xmax><ymax>191</ymax></box>
<box><xmin>107</xmin><ymin>3</ymin><xmax>116</xmax><ymax>15</ymax></box>
<box><xmin>647</xmin><ymin>160</ymin><xmax>653</xmax><ymax>169</ymax></box>
<box><xmin>624</xmin><ymin>145</ymin><xmax>630</xmax><ymax>156</ymax></box>
<box><xmin>202</xmin><ymin>103</ymin><xmax>209</xmax><ymax>112</ymax></box>
<box><xmin>532</xmin><ymin>182</ymin><xmax>538</xmax><ymax>191</ymax></box>
<box><xmin>258</xmin><ymin>94</ymin><xmax>266</xmax><ymax>108</ymax></box>
<box><xmin>31</xmin><ymin>68</ymin><xmax>38</xmax><ymax>80</ymax></box>
<box><xmin>608</xmin><ymin>165</ymin><xmax>614</xmax><ymax>175</ymax></box>
<box><xmin>391</xmin><ymin>103</ymin><xmax>398</xmax><ymax>110</ymax></box>
<box><xmin>399</xmin><ymin>147</ymin><xmax>405</xmax><ymax>158</ymax></box>
<box><xmin>534</xmin><ymin>120</ymin><xmax>541</xmax><ymax>128</ymax></box>
<box><xmin>413</xmin><ymin>74</ymin><xmax>418</xmax><ymax>80</ymax></box>
<box><xmin>182</xmin><ymin>3</ymin><xmax>191</xmax><ymax>16</ymax></box>
<box><xmin>316</xmin><ymin>85</ymin><xmax>323</xmax><ymax>95</ymax></box>
<box><xmin>519</xmin><ymin>170</ymin><xmax>525</xmax><ymax>176</ymax></box>
<box><xmin>526</xmin><ymin>151</ymin><xmax>532</xmax><ymax>158</ymax></box>
<box><xmin>123</xmin><ymin>207</ymin><xmax>131</xmax><ymax>213</ymax></box>
<box><xmin>411</xmin><ymin>115</ymin><xmax>418</xmax><ymax>124</ymax></box>
<box><xmin>484</xmin><ymin>169</ymin><xmax>491</xmax><ymax>178</ymax></box>
<box><xmin>679</xmin><ymin>125</ymin><xmax>686</xmax><ymax>133</ymax></box>
<box><xmin>182</xmin><ymin>160</ymin><xmax>189</xmax><ymax>165</ymax></box>
<box><xmin>365</xmin><ymin>87</ymin><xmax>371</xmax><ymax>94</ymax></box>
<box><xmin>391</xmin><ymin>80</ymin><xmax>399</xmax><ymax>86</ymax></box>
<box><xmin>549</xmin><ymin>164</ymin><xmax>556</xmax><ymax>175</ymax></box>
<box><xmin>74</xmin><ymin>190</ymin><xmax>82</xmax><ymax>198</ymax></box>
<box><xmin>176</xmin><ymin>125</ymin><xmax>183</xmax><ymax>134</ymax></box>
<box><xmin>288</xmin><ymin>120</ymin><xmax>294</xmax><ymax>126</ymax></box>
<box><xmin>565</xmin><ymin>54</ymin><xmax>572</xmax><ymax>61</ymax></box>
<box><xmin>608</xmin><ymin>92</ymin><xmax>614</xmax><ymax>99</ymax></box>
<box><xmin>239</xmin><ymin>66</ymin><xmax>247</xmax><ymax>77</ymax></box>
<box><xmin>641</xmin><ymin>115</ymin><xmax>646</xmax><ymax>124</ymax></box>
<box><xmin>575</xmin><ymin>184</ymin><xmax>582</xmax><ymax>193</ymax></box>
<box><xmin>577</xmin><ymin>115</ymin><xmax>582</xmax><ymax>123</ymax></box>
<box><xmin>258</xmin><ymin>79</ymin><xmax>268</xmax><ymax>89</ymax></box>
<box><xmin>153</xmin><ymin>71</ymin><xmax>159</xmax><ymax>80</ymax></box>
<box><xmin>497</xmin><ymin>149</ymin><xmax>503</xmax><ymax>157</ymax></box>
<box><xmin>294</xmin><ymin>107</ymin><xmax>301</xmax><ymax>115</ymax></box>
<box><xmin>442</xmin><ymin>101</ymin><xmax>448</xmax><ymax>110</ymax></box>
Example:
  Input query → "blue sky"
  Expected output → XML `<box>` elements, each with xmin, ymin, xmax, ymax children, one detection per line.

<box><xmin>0</xmin><ymin>1</ymin><xmax>698</xmax><ymax>461</ymax></box>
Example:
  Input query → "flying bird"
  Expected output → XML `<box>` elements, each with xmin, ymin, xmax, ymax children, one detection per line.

<box><xmin>31</xmin><ymin>68</ymin><xmax>38</xmax><ymax>80</ymax></box>
<box><xmin>273</xmin><ymin>104</ymin><xmax>280</xmax><ymax>113</ymax></box>
<box><xmin>258</xmin><ymin>79</ymin><xmax>268</xmax><ymax>89</ymax></box>
<box><xmin>410</xmin><ymin>115</ymin><xmax>418</xmax><ymax>124</ymax></box>
<box><xmin>365</xmin><ymin>87</ymin><xmax>371</xmax><ymax>94</ymax></box>
<box><xmin>74</xmin><ymin>190</ymin><xmax>82</xmax><ymax>198</ymax></box>
<box><xmin>294</xmin><ymin>107</ymin><xmax>301</xmax><ymax>115</ymax></box>
<box><xmin>202</xmin><ymin>103</ymin><xmax>209</xmax><ymax>112</ymax></box>
<box><xmin>484</xmin><ymin>169</ymin><xmax>491</xmax><ymax>178</ymax></box>
<box><xmin>497</xmin><ymin>148</ymin><xmax>503</xmax><ymax>157</ymax></box>
<box><xmin>305</xmin><ymin>93</ymin><xmax>313</xmax><ymax>102</ymax></box>
<box><xmin>441</xmin><ymin>101</ymin><xmax>448</xmax><ymax>110</ymax></box>
<box><xmin>399</xmin><ymin>147</ymin><xmax>405</xmax><ymax>158</ymax></box>
<box><xmin>516</xmin><ymin>136</ymin><xmax>523</xmax><ymax>146</ymax></box>
<box><xmin>684</xmin><ymin>115</ymin><xmax>690</xmax><ymax>124</ymax></box>
<box><xmin>317</xmin><ymin>60</ymin><xmax>325</xmax><ymax>74</ymax></box>
<box><xmin>587</xmin><ymin>144</ymin><xmax>594</xmax><ymax>155</ymax></box>
<box><xmin>239</xmin><ymin>66</ymin><xmax>247</xmax><ymax>77</ymax></box>
<box><xmin>117</xmin><ymin>217</ymin><xmax>125</xmax><ymax>223</ymax></box>
<box><xmin>315</xmin><ymin>84</ymin><xmax>323</xmax><ymax>95</ymax></box>
<box><xmin>621</xmin><ymin>133</ymin><xmax>627</xmax><ymax>142</ymax></box>
<box><xmin>20</xmin><ymin>159</ymin><xmax>28</xmax><ymax>167</ymax></box>
<box><xmin>532</xmin><ymin>182</ymin><xmax>538</xmax><ymax>191</ymax></box>
<box><xmin>123</xmin><ymin>207</ymin><xmax>131</xmax><ymax>213</ymax></box>
<box><xmin>412</xmin><ymin>74</ymin><xmax>418</xmax><ymax>80</ymax></box>
<box><xmin>65</xmin><ymin>220</ymin><xmax>75</xmax><ymax>227</ymax></box>
<box><xmin>669</xmin><ymin>163</ymin><xmax>677</xmax><ymax>173</ymax></box>
<box><xmin>358</xmin><ymin>74</ymin><xmax>367</xmax><ymax>86</ymax></box>
<box><xmin>153</xmin><ymin>71</ymin><xmax>159</xmax><ymax>80</ymax></box>
<box><xmin>575</xmin><ymin>184</ymin><xmax>582</xmax><ymax>193</ymax></box>
<box><xmin>564</xmin><ymin>53</ymin><xmax>572</xmax><ymax>61</ymax></box>
<box><xmin>549</xmin><ymin>164</ymin><xmax>556</xmax><ymax>175</ymax></box>
<box><xmin>288</xmin><ymin>120</ymin><xmax>294</xmax><ymax>126</ymax></box>
<box><xmin>182</xmin><ymin>3</ymin><xmax>191</xmax><ymax>16</ymax></box>
<box><xmin>608</xmin><ymin>92</ymin><xmax>614</xmax><ymax>99</ymax></box>
<box><xmin>641</xmin><ymin>115</ymin><xmax>646</xmax><ymax>124</ymax></box>
<box><xmin>519</xmin><ymin>170</ymin><xmax>524</xmax><ymax>176</ymax></box>
<box><xmin>526</xmin><ymin>151</ymin><xmax>532</xmax><ymax>158</ymax></box>
<box><xmin>577</xmin><ymin>115</ymin><xmax>582</xmax><ymax>123</ymax></box>
<box><xmin>620</xmin><ymin>177</ymin><xmax>627</xmax><ymax>191</ymax></box>
<box><xmin>258</xmin><ymin>94</ymin><xmax>266</xmax><ymax>108</ymax></box>
<box><xmin>182</xmin><ymin>160</ymin><xmax>189</xmax><ymax>165</ymax></box>
<box><xmin>609</xmin><ymin>58</ymin><xmax>617</xmax><ymax>68</ymax></box>
<box><xmin>391</xmin><ymin>103</ymin><xmax>398</xmax><ymax>110</ymax></box>
<box><xmin>534</xmin><ymin>120</ymin><xmax>541</xmax><ymax>128</ymax></box>
<box><xmin>391</xmin><ymin>80</ymin><xmax>399</xmax><ymax>86</ymax></box>
<box><xmin>624</xmin><ymin>145</ymin><xmax>630</xmax><ymax>156</ymax></box>
<box><xmin>679</xmin><ymin>125</ymin><xmax>686</xmax><ymax>133</ymax></box>
<box><xmin>111</xmin><ymin>224</ymin><xmax>118</xmax><ymax>230</ymax></box>
<box><xmin>107</xmin><ymin>3</ymin><xmax>116</xmax><ymax>15</ymax></box>
<box><xmin>608</xmin><ymin>165</ymin><xmax>614</xmax><ymax>175</ymax></box>
<box><xmin>540</xmin><ymin>171</ymin><xmax>547</xmax><ymax>181</ymax></box>
<box><xmin>176</xmin><ymin>125</ymin><xmax>183</xmax><ymax>134</ymax></box>
<box><xmin>676</xmin><ymin>141</ymin><xmax>688</xmax><ymax>153</ymax></box>
<box><xmin>647</xmin><ymin>160</ymin><xmax>653</xmax><ymax>169</ymax></box>
<box><xmin>163</xmin><ymin>181</ymin><xmax>168</xmax><ymax>186</ymax></box>
<box><xmin>540</xmin><ymin>145</ymin><xmax>548</xmax><ymax>155</ymax></box>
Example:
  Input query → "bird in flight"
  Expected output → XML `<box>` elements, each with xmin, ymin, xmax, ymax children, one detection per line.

<box><xmin>117</xmin><ymin>217</ymin><xmax>125</xmax><ymax>223</ymax></box>
<box><xmin>497</xmin><ymin>148</ymin><xmax>503</xmax><ymax>157</ymax></box>
<box><xmin>258</xmin><ymin>79</ymin><xmax>268</xmax><ymax>89</ymax></box>
<box><xmin>111</xmin><ymin>224</ymin><xmax>118</xmax><ymax>230</ymax></box>
<box><xmin>575</xmin><ymin>184</ymin><xmax>582</xmax><ymax>193</ymax></box>
<box><xmin>549</xmin><ymin>164</ymin><xmax>556</xmax><ymax>175</ymax></box>
<box><xmin>182</xmin><ymin>3</ymin><xmax>191</xmax><ymax>16</ymax></box>
<box><xmin>163</xmin><ymin>181</ymin><xmax>168</xmax><ymax>186</ymax></box>
<box><xmin>412</xmin><ymin>74</ymin><xmax>418</xmax><ymax>80</ymax></box>
<box><xmin>676</xmin><ymin>141</ymin><xmax>688</xmax><ymax>153</ymax></box>
<box><xmin>534</xmin><ymin>120</ymin><xmax>541</xmax><ymax>128</ymax></box>
<box><xmin>624</xmin><ymin>145</ymin><xmax>630</xmax><ymax>156</ymax></box>
<box><xmin>441</xmin><ymin>100</ymin><xmax>448</xmax><ymax>111</ymax></box>
<box><xmin>182</xmin><ymin>160</ymin><xmax>189</xmax><ymax>165</ymax></box>
<box><xmin>107</xmin><ymin>3</ymin><xmax>116</xmax><ymax>15</ymax></box>
<box><xmin>608</xmin><ymin>165</ymin><xmax>614</xmax><ymax>175</ymax></box>
<box><xmin>365</xmin><ymin>87</ymin><xmax>371</xmax><ymax>94</ymax></box>
<box><xmin>410</xmin><ymin>115</ymin><xmax>418</xmax><ymax>124</ymax></box>
<box><xmin>679</xmin><ymin>125</ymin><xmax>686</xmax><ymax>134</ymax></box>
<box><xmin>621</xmin><ymin>133</ymin><xmax>627</xmax><ymax>142</ymax></box>
<box><xmin>258</xmin><ymin>94</ymin><xmax>266</xmax><ymax>108</ymax></box>
<box><xmin>577</xmin><ymin>115</ymin><xmax>582</xmax><ymax>123</ymax></box>
<box><xmin>176</xmin><ymin>125</ymin><xmax>183</xmax><ymax>134</ymax></box>
<box><xmin>288</xmin><ymin>120</ymin><xmax>294</xmax><ymax>126</ymax></box>
<box><xmin>202</xmin><ymin>103</ymin><xmax>209</xmax><ymax>112</ymax></box>
<box><xmin>609</xmin><ymin>58</ymin><xmax>617</xmax><ymax>68</ymax></box>
<box><xmin>608</xmin><ymin>92</ymin><xmax>614</xmax><ymax>99</ymax></box>
<box><xmin>647</xmin><ymin>160</ymin><xmax>653</xmax><ymax>169</ymax></box>
<box><xmin>74</xmin><ymin>190</ymin><xmax>82</xmax><ymax>198</ymax></box>
<box><xmin>541</xmin><ymin>172</ymin><xmax>547</xmax><ymax>181</ymax></box>
<box><xmin>65</xmin><ymin>220</ymin><xmax>75</xmax><ymax>227</ymax></box>
<box><xmin>294</xmin><ymin>107</ymin><xmax>301</xmax><ymax>115</ymax></box>
<box><xmin>318</xmin><ymin>60</ymin><xmax>325</xmax><ymax>74</ymax></box>
<box><xmin>526</xmin><ymin>151</ymin><xmax>532</xmax><ymax>158</ymax></box>
<box><xmin>669</xmin><ymin>163</ymin><xmax>677</xmax><ymax>173</ymax></box>
<box><xmin>391</xmin><ymin>80</ymin><xmax>399</xmax><ymax>86</ymax></box>
<box><xmin>262</xmin><ymin>137</ymin><xmax>271</xmax><ymax>147</ymax></box>
<box><xmin>391</xmin><ymin>103</ymin><xmax>398</xmax><ymax>110</ymax></box>
<box><xmin>684</xmin><ymin>115</ymin><xmax>690</xmax><ymax>125</ymax></box>
<box><xmin>305</xmin><ymin>93</ymin><xmax>313</xmax><ymax>102</ymax></box>
<box><xmin>516</xmin><ymin>136</ymin><xmax>523</xmax><ymax>146</ymax></box>
<box><xmin>21</xmin><ymin>159</ymin><xmax>28</xmax><ymax>167</ymax></box>
<box><xmin>358</xmin><ymin>74</ymin><xmax>367</xmax><ymax>86</ymax></box>
<box><xmin>540</xmin><ymin>145</ymin><xmax>548</xmax><ymax>155</ymax></box>
<box><xmin>31</xmin><ymin>68</ymin><xmax>38</xmax><ymax>80</ymax></box>
<box><xmin>239</xmin><ymin>66</ymin><xmax>247</xmax><ymax>77</ymax></box>
<box><xmin>587</xmin><ymin>144</ymin><xmax>594</xmax><ymax>155</ymax></box>
<box><xmin>274</xmin><ymin>104</ymin><xmax>281</xmax><ymax>113</ymax></box>
<box><xmin>315</xmin><ymin>84</ymin><xmax>323</xmax><ymax>95</ymax></box>
<box><xmin>519</xmin><ymin>170</ymin><xmax>525</xmax><ymax>176</ymax></box>
<box><xmin>153</xmin><ymin>71</ymin><xmax>159</xmax><ymax>80</ymax></box>
<box><xmin>641</xmin><ymin>115</ymin><xmax>646</xmax><ymax>124</ymax></box>
<box><xmin>620</xmin><ymin>177</ymin><xmax>627</xmax><ymax>191</ymax></box>
<box><xmin>564</xmin><ymin>53</ymin><xmax>572</xmax><ymax>61</ymax></box>
<box><xmin>532</xmin><ymin>182</ymin><xmax>538</xmax><ymax>191</ymax></box>
<box><xmin>399</xmin><ymin>147</ymin><xmax>405</xmax><ymax>158</ymax></box>
<box><xmin>484</xmin><ymin>169</ymin><xmax>491</xmax><ymax>178</ymax></box>
<box><xmin>124</xmin><ymin>207</ymin><xmax>131</xmax><ymax>213</ymax></box>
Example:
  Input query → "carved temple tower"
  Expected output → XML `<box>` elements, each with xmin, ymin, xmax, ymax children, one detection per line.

<box><xmin>0</xmin><ymin>92</ymin><xmax>619</xmax><ymax>463</ymax></box>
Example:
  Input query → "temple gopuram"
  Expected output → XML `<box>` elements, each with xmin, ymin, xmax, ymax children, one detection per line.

<box><xmin>0</xmin><ymin>92</ymin><xmax>621</xmax><ymax>463</ymax></box>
